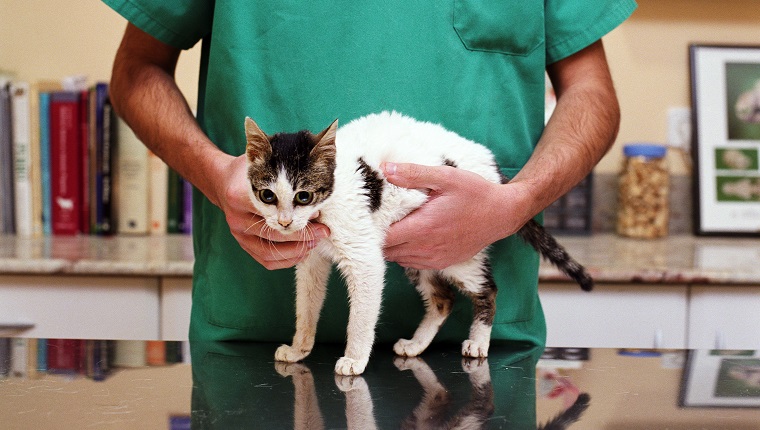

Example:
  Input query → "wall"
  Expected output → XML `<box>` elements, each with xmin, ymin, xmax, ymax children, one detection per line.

<box><xmin>3</xmin><ymin>0</ymin><xmax>760</xmax><ymax>175</ymax></box>
<box><xmin>604</xmin><ymin>0</ymin><xmax>760</xmax><ymax>174</ymax></box>
<box><xmin>0</xmin><ymin>0</ymin><xmax>202</xmax><ymax>108</ymax></box>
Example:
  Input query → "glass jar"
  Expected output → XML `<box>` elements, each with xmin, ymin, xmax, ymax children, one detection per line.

<box><xmin>616</xmin><ymin>144</ymin><xmax>670</xmax><ymax>239</ymax></box>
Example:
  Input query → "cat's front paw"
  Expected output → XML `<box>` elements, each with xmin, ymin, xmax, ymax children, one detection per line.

<box><xmin>334</xmin><ymin>356</ymin><xmax>367</xmax><ymax>375</ymax></box>
<box><xmin>461</xmin><ymin>340</ymin><xmax>489</xmax><ymax>358</ymax></box>
<box><xmin>393</xmin><ymin>338</ymin><xmax>426</xmax><ymax>357</ymax></box>
<box><xmin>393</xmin><ymin>355</ymin><xmax>424</xmax><ymax>371</ymax></box>
<box><xmin>274</xmin><ymin>361</ymin><xmax>311</xmax><ymax>377</ymax></box>
<box><xmin>275</xmin><ymin>344</ymin><xmax>310</xmax><ymax>363</ymax></box>
<box><xmin>334</xmin><ymin>374</ymin><xmax>368</xmax><ymax>392</ymax></box>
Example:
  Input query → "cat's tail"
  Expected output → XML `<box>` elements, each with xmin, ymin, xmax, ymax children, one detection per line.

<box><xmin>517</xmin><ymin>220</ymin><xmax>593</xmax><ymax>292</ymax></box>
<box><xmin>536</xmin><ymin>393</ymin><xmax>591</xmax><ymax>430</ymax></box>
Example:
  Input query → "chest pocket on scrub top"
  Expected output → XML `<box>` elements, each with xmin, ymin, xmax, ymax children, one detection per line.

<box><xmin>453</xmin><ymin>0</ymin><xmax>544</xmax><ymax>56</ymax></box>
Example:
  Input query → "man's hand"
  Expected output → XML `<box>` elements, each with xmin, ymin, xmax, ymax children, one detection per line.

<box><xmin>217</xmin><ymin>155</ymin><xmax>330</xmax><ymax>270</ymax></box>
<box><xmin>381</xmin><ymin>162</ymin><xmax>532</xmax><ymax>270</ymax></box>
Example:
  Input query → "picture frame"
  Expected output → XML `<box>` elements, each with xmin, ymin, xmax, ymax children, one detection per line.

<box><xmin>680</xmin><ymin>349</ymin><xmax>760</xmax><ymax>408</ymax></box>
<box><xmin>690</xmin><ymin>44</ymin><xmax>760</xmax><ymax>236</ymax></box>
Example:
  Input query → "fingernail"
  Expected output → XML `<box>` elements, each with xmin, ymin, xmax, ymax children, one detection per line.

<box><xmin>384</xmin><ymin>162</ymin><xmax>397</xmax><ymax>176</ymax></box>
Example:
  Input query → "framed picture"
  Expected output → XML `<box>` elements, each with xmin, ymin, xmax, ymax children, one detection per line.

<box><xmin>680</xmin><ymin>349</ymin><xmax>760</xmax><ymax>407</ymax></box>
<box><xmin>691</xmin><ymin>44</ymin><xmax>760</xmax><ymax>235</ymax></box>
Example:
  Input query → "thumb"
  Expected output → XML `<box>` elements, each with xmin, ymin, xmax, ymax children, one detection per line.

<box><xmin>382</xmin><ymin>162</ymin><xmax>445</xmax><ymax>191</ymax></box>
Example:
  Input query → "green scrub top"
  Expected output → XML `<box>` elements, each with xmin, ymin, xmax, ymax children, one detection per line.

<box><xmin>103</xmin><ymin>1</ymin><xmax>636</xmax><ymax>346</ymax></box>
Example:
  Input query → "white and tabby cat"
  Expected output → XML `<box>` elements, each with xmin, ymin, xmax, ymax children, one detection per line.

<box><xmin>244</xmin><ymin>111</ymin><xmax>592</xmax><ymax>376</ymax></box>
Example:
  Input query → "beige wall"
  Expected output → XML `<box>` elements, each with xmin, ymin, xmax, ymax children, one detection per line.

<box><xmin>0</xmin><ymin>0</ymin><xmax>202</xmax><ymax>109</ymax></box>
<box><xmin>4</xmin><ymin>0</ymin><xmax>760</xmax><ymax>175</ymax></box>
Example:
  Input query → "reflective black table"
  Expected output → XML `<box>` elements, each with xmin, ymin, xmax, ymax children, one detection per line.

<box><xmin>2</xmin><ymin>339</ymin><xmax>760</xmax><ymax>429</ymax></box>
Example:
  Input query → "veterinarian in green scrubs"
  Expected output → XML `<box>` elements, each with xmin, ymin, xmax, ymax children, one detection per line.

<box><xmin>103</xmin><ymin>2</ymin><xmax>637</xmax><ymax>346</ymax></box>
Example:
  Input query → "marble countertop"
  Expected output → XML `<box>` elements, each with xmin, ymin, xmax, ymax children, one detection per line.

<box><xmin>2</xmin><ymin>234</ymin><xmax>760</xmax><ymax>285</ymax></box>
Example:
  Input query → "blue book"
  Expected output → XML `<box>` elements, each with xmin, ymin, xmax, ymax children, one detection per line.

<box><xmin>36</xmin><ymin>338</ymin><xmax>47</xmax><ymax>372</ymax></box>
<box><xmin>39</xmin><ymin>92</ymin><xmax>52</xmax><ymax>235</ymax></box>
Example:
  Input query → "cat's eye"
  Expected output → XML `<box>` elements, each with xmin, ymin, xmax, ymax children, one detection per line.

<box><xmin>258</xmin><ymin>189</ymin><xmax>277</xmax><ymax>204</ymax></box>
<box><xmin>294</xmin><ymin>191</ymin><xmax>314</xmax><ymax>205</ymax></box>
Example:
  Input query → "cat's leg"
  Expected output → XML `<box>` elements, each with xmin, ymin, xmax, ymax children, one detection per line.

<box><xmin>332</xmin><ymin>239</ymin><xmax>385</xmax><ymax>376</ymax></box>
<box><xmin>275</xmin><ymin>251</ymin><xmax>332</xmax><ymax>363</ymax></box>
<box><xmin>441</xmin><ymin>252</ymin><xmax>497</xmax><ymax>358</ymax></box>
<box><xmin>393</xmin><ymin>269</ymin><xmax>455</xmax><ymax>357</ymax></box>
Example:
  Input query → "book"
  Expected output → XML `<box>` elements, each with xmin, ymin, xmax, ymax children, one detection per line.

<box><xmin>111</xmin><ymin>340</ymin><xmax>147</xmax><ymax>368</ymax></box>
<box><xmin>90</xmin><ymin>83</ymin><xmax>114</xmax><ymax>235</ymax></box>
<box><xmin>39</xmin><ymin>92</ymin><xmax>53</xmax><ymax>234</ymax></box>
<box><xmin>115</xmin><ymin>116</ymin><xmax>149</xmax><ymax>234</ymax></box>
<box><xmin>145</xmin><ymin>340</ymin><xmax>166</xmax><ymax>365</ymax></box>
<box><xmin>183</xmin><ymin>178</ymin><xmax>193</xmax><ymax>233</ymax></box>
<box><xmin>0</xmin><ymin>82</ymin><xmax>15</xmax><ymax>234</ymax></box>
<box><xmin>49</xmin><ymin>91</ymin><xmax>82</xmax><ymax>235</ymax></box>
<box><xmin>167</xmin><ymin>169</ymin><xmax>181</xmax><ymax>233</ymax></box>
<box><xmin>79</xmin><ymin>90</ymin><xmax>90</xmax><ymax>235</ymax></box>
<box><xmin>10</xmin><ymin>82</ymin><xmax>33</xmax><ymax>236</ymax></box>
<box><xmin>46</xmin><ymin>338</ymin><xmax>81</xmax><ymax>374</ymax></box>
<box><xmin>0</xmin><ymin>338</ymin><xmax>10</xmax><ymax>378</ymax></box>
<box><xmin>148</xmin><ymin>151</ymin><xmax>168</xmax><ymax>234</ymax></box>
<box><xmin>10</xmin><ymin>337</ymin><xmax>29</xmax><ymax>377</ymax></box>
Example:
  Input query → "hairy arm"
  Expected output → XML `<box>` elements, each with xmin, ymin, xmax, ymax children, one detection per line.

<box><xmin>109</xmin><ymin>24</ymin><xmax>328</xmax><ymax>269</ymax></box>
<box><xmin>383</xmin><ymin>40</ymin><xmax>619</xmax><ymax>270</ymax></box>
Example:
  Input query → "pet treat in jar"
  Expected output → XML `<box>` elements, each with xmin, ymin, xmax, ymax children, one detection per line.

<box><xmin>616</xmin><ymin>144</ymin><xmax>670</xmax><ymax>238</ymax></box>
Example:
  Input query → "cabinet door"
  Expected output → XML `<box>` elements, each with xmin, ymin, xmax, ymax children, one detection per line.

<box><xmin>0</xmin><ymin>275</ymin><xmax>159</xmax><ymax>339</ymax></box>
<box><xmin>539</xmin><ymin>283</ymin><xmax>688</xmax><ymax>349</ymax></box>
<box><xmin>160</xmin><ymin>277</ymin><xmax>192</xmax><ymax>341</ymax></box>
<box><xmin>688</xmin><ymin>285</ymin><xmax>760</xmax><ymax>350</ymax></box>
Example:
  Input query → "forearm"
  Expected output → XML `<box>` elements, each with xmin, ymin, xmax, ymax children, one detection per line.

<box><xmin>508</xmin><ymin>40</ymin><xmax>620</xmax><ymax>220</ymax></box>
<box><xmin>109</xmin><ymin>25</ymin><xmax>233</xmax><ymax>208</ymax></box>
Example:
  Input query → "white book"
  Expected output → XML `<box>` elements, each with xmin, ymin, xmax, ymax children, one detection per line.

<box><xmin>10</xmin><ymin>338</ymin><xmax>28</xmax><ymax>378</ymax></box>
<box><xmin>10</xmin><ymin>82</ymin><xmax>32</xmax><ymax>236</ymax></box>
<box><xmin>115</xmin><ymin>117</ymin><xmax>149</xmax><ymax>234</ymax></box>
<box><xmin>148</xmin><ymin>151</ymin><xmax>168</xmax><ymax>234</ymax></box>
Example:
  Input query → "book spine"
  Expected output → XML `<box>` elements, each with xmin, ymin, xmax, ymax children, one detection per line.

<box><xmin>28</xmin><ymin>85</ymin><xmax>43</xmax><ymax>237</ymax></box>
<box><xmin>10</xmin><ymin>338</ymin><xmax>29</xmax><ymax>377</ymax></box>
<box><xmin>10</xmin><ymin>82</ymin><xmax>33</xmax><ymax>236</ymax></box>
<box><xmin>46</xmin><ymin>338</ymin><xmax>78</xmax><ymax>374</ymax></box>
<box><xmin>99</xmin><ymin>95</ymin><xmax>114</xmax><ymax>235</ymax></box>
<box><xmin>115</xmin><ymin>116</ymin><xmax>149</xmax><ymax>234</ymax></box>
<box><xmin>167</xmin><ymin>169</ymin><xmax>182</xmax><ymax>233</ymax></box>
<box><xmin>145</xmin><ymin>340</ymin><xmax>166</xmax><ymax>366</ymax></box>
<box><xmin>148</xmin><ymin>151</ymin><xmax>168</xmax><ymax>234</ymax></box>
<box><xmin>0</xmin><ymin>83</ymin><xmax>14</xmax><ymax>234</ymax></box>
<box><xmin>0</xmin><ymin>338</ymin><xmax>10</xmax><ymax>378</ymax></box>
<box><xmin>49</xmin><ymin>92</ymin><xmax>82</xmax><ymax>235</ymax></box>
<box><xmin>39</xmin><ymin>92</ymin><xmax>53</xmax><ymax>235</ymax></box>
<box><xmin>182</xmin><ymin>177</ymin><xmax>192</xmax><ymax>234</ymax></box>
<box><xmin>79</xmin><ymin>90</ymin><xmax>90</xmax><ymax>235</ymax></box>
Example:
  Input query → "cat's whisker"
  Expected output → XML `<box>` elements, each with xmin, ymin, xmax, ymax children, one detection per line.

<box><xmin>244</xmin><ymin>216</ymin><xmax>266</xmax><ymax>234</ymax></box>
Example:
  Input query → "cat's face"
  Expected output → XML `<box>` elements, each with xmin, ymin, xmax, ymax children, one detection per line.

<box><xmin>244</xmin><ymin>117</ymin><xmax>337</xmax><ymax>235</ymax></box>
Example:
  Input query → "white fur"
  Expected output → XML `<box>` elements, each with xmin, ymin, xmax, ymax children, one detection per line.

<box><xmin>259</xmin><ymin>112</ymin><xmax>501</xmax><ymax>375</ymax></box>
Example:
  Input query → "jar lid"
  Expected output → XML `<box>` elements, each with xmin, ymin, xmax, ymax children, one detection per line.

<box><xmin>623</xmin><ymin>143</ymin><xmax>667</xmax><ymax>158</ymax></box>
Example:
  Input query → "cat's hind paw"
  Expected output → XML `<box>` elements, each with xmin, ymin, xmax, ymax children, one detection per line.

<box><xmin>393</xmin><ymin>338</ymin><xmax>426</xmax><ymax>357</ymax></box>
<box><xmin>275</xmin><ymin>344</ymin><xmax>310</xmax><ymax>363</ymax></box>
<box><xmin>461</xmin><ymin>340</ymin><xmax>489</xmax><ymax>358</ymax></box>
<box><xmin>334</xmin><ymin>356</ymin><xmax>367</xmax><ymax>375</ymax></box>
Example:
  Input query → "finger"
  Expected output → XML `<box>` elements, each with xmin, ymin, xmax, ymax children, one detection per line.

<box><xmin>381</xmin><ymin>162</ymin><xmax>448</xmax><ymax>191</ymax></box>
<box><xmin>245</xmin><ymin>237</ymin><xmax>315</xmax><ymax>268</ymax></box>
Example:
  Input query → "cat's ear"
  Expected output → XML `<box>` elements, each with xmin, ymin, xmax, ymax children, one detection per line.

<box><xmin>311</xmin><ymin>119</ymin><xmax>338</xmax><ymax>159</ymax></box>
<box><xmin>245</xmin><ymin>117</ymin><xmax>272</xmax><ymax>161</ymax></box>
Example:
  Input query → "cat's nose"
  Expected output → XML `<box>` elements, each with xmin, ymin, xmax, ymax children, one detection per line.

<box><xmin>278</xmin><ymin>219</ymin><xmax>292</xmax><ymax>228</ymax></box>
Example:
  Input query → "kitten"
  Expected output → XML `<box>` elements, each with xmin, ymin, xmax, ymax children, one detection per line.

<box><xmin>245</xmin><ymin>111</ymin><xmax>592</xmax><ymax>376</ymax></box>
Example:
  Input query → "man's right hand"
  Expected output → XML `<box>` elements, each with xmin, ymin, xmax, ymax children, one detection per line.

<box><xmin>216</xmin><ymin>154</ymin><xmax>330</xmax><ymax>270</ymax></box>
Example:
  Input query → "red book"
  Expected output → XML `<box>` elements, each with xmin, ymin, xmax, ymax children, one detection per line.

<box><xmin>79</xmin><ymin>90</ymin><xmax>90</xmax><ymax>235</ymax></box>
<box><xmin>50</xmin><ymin>92</ymin><xmax>82</xmax><ymax>235</ymax></box>
<box><xmin>46</xmin><ymin>339</ymin><xmax>80</xmax><ymax>374</ymax></box>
